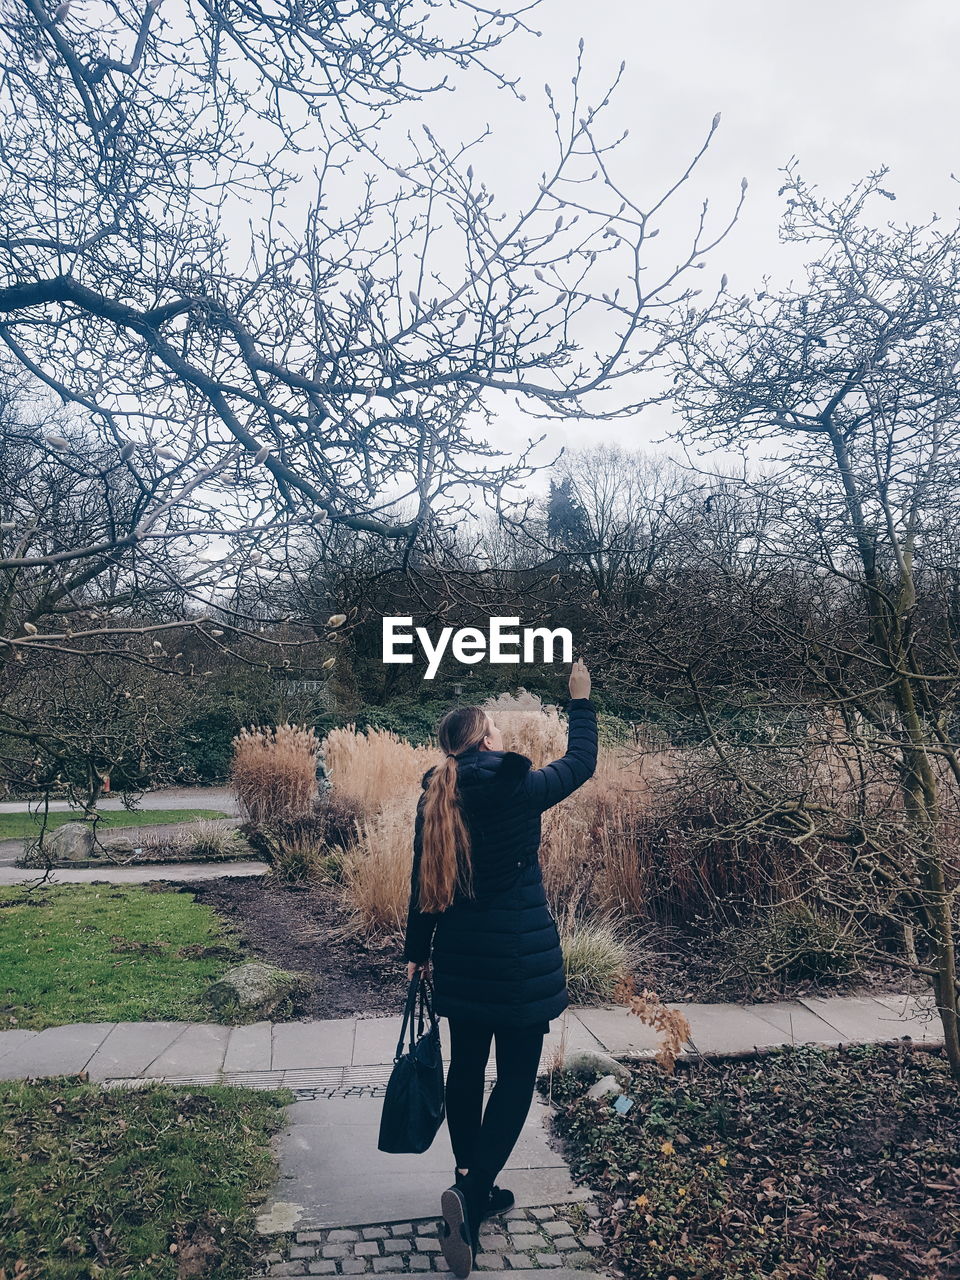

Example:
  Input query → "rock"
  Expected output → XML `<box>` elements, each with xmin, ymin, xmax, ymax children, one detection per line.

<box><xmin>203</xmin><ymin>961</ymin><xmax>299</xmax><ymax>1024</ymax></box>
<box><xmin>586</xmin><ymin>1073</ymin><xmax>622</xmax><ymax>1100</ymax></box>
<box><xmin>556</xmin><ymin>1048</ymin><xmax>633</xmax><ymax>1086</ymax></box>
<box><xmin>101</xmin><ymin>836</ymin><xmax>139</xmax><ymax>856</ymax></box>
<box><xmin>24</xmin><ymin>820</ymin><xmax>96</xmax><ymax>864</ymax></box>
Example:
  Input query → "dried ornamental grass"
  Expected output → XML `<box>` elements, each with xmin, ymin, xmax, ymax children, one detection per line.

<box><xmin>320</xmin><ymin>724</ymin><xmax>434</xmax><ymax>814</ymax></box>
<box><xmin>557</xmin><ymin>911</ymin><xmax>641</xmax><ymax>1002</ymax></box>
<box><xmin>230</xmin><ymin>722</ymin><xmax>318</xmax><ymax>825</ymax></box>
<box><xmin>334</xmin><ymin>796</ymin><xmax>418</xmax><ymax>938</ymax></box>
<box><xmin>480</xmin><ymin>689</ymin><xmax>567</xmax><ymax>767</ymax></box>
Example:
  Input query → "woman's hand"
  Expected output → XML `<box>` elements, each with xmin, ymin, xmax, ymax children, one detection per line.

<box><xmin>406</xmin><ymin>960</ymin><xmax>430</xmax><ymax>981</ymax></box>
<box><xmin>569</xmin><ymin>657</ymin><xmax>591</xmax><ymax>700</ymax></box>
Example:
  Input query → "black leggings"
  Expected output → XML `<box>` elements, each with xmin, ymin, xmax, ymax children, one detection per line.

<box><xmin>444</xmin><ymin>1017</ymin><xmax>545</xmax><ymax>1185</ymax></box>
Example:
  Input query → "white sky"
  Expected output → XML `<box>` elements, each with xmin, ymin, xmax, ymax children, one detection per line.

<box><xmin>372</xmin><ymin>0</ymin><xmax>960</xmax><ymax>469</ymax></box>
<box><xmin>124</xmin><ymin>0</ymin><xmax>960</xmax><ymax>557</ymax></box>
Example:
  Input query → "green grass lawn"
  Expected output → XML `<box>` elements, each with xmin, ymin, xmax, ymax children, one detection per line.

<box><xmin>0</xmin><ymin>1076</ymin><xmax>290</xmax><ymax>1279</ymax></box>
<box><xmin>0</xmin><ymin>808</ymin><xmax>227</xmax><ymax>840</ymax></box>
<box><xmin>0</xmin><ymin>885</ymin><xmax>244</xmax><ymax>1029</ymax></box>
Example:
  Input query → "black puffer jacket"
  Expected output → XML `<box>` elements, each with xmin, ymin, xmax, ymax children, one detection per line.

<box><xmin>402</xmin><ymin>698</ymin><xmax>598</xmax><ymax>1029</ymax></box>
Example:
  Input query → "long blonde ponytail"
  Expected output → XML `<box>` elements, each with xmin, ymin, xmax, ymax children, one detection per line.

<box><xmin>418</xmin><ymin>706</ymin><xmax>489</xmax><ymax>912</ymax></box>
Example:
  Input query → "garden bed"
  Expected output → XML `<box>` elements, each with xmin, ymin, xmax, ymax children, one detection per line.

<box><xmin>177</xmin><ymin>875</ymin><xmax>928</xmax><ymax>1018</ymax></box>
<box><xmin>16</xmin><ymin>843</ymin><xmax>260</xmax><ymax>870</ymax></box>
<box><xmin>628</xmin><ymin>916</ymin><xmax>930</xmax><ymax>1004</ymax></box>
<box><xmin>0</xmin><ymin>1076</ymin><xmax>289</xmax><ymax>1280</ymax></box>
<box><xmin>0</xmin><ymin>808</ymin><xmax>229</xmax><ymax>841</ymax></box>
<box><xmin>173</xmin><ymin>875</ymin><xmax>410</xmax><ymax>1019</ymax></box>
<box><xmin>543</xmin><ymin>1041</ymin><xmax>960</xmax><ymax>1279</ymax></box>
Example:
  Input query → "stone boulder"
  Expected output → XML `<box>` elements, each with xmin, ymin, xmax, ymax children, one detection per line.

<box><xmin>556</xmin><ymin>1047</ymin><xmax>633</xmax><ymax>1087</ymax></box>
<box><xmin>586</xmin><ymin>1072</ymin><xmax>623</xmax><ymax>1100</ymax></box>
<box><xmin>100</xmin><ymin>835</ymin><xmax>139</xmax><ymax>856</ymax></box>
<box><xmin>23</xmin><ymin>820</ymin><xmax>96</xmax><ymax>864</ymax></box>
<box><xmin>204</xmin><ymin>961</ymin><xmax>300</xmax><ymax>1024</ymax></box>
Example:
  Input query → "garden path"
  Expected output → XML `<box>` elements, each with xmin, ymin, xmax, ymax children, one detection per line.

<box><xmin>0</xmin><ymin>997</ymin><xmax>943</xmax><ymax>1278</ymax></box>
<box><xmin>0</xmin><ymin>858</ymin><xmax>267</xmax><ymax>882</ymax></box>
<box><xmin>0</xmin><ymin>785</ymin><xmax>239</xmax><ymax>814</ymax></box>
<box><xmin>0</xmin><ymin>787</ymin><xmax>243</xmax><ymax>867</ymax></box>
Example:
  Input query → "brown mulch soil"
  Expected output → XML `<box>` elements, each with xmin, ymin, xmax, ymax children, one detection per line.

<box><xmin>169</xmin><ymin>875</ymin><xmax>409</xmax><ymax>1019</ymax></box>
<box><xmin>166</xmin><ymin>875</ymin><xmax>928</xmax><ymax>1020</ymax></box>
<box><xmin>628</xmin><ymin>917</ymin><xmax>931</xmax><ymax>1004</ymax></box>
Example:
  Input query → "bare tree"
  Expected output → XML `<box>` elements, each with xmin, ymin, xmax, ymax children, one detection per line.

<box><xmin>641</xmin><ymin>163</ymin><xmax>960</xmax><ymax>1074</ymax></box>
<box><xmin>0</xmin><ymin>0</ymin><xmax>742</xmax><ymax>642</ymax></box>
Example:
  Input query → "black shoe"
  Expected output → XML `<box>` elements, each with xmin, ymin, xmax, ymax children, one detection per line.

<box><xmin>486</xmin><ymin>1184</ymin><xmax>515</xmax><ymax>1215</ymax></box>
<box><xmin>439</xmin><ymin>1185</ymin><xmax>474</xmax><ymax>1279</ymax></box>
<box><xmin>454</xmin><ymin>1168</ymin><xmax>515</xmax><ymax>1218</ymax></box>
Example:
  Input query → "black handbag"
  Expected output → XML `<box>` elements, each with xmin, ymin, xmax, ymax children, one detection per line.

<box><xmin>377</xmin><ymin>969</ymin><xmax>446</xmax><ymax>1154</ymax></box>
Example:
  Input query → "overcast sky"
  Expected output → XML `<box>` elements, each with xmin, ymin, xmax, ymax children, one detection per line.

<box><xmin>367</xmin><ymin>0</ymin><xmax>960</xmax><ymax>471</ymax></box>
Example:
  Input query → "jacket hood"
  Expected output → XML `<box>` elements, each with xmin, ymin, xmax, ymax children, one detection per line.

<box><xmin>420</xmin><ymin>746</ymin><xmax>532</xmax><ymax>792</ymax></box>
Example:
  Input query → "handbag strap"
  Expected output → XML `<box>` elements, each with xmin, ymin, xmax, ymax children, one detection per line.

<box><xmin>395</xmin><ymin>970</ymin><xmax>421</xmax><ymax>1061</ymax></box>
<box><xmin>394</xmin><ymin>970</ymin><xmax>440</xmax><ymax>1061</ymax></box>
<box><xmin>416</xmin><ymin>970</ymin><xmax>433</xmax><ymax>1037</ymax></box>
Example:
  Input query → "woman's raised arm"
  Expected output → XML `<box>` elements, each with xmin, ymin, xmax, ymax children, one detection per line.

<box><xmin>519</xmin><ymin>660</ymin><xmax>598</xmax><ymax>811</ymax></box>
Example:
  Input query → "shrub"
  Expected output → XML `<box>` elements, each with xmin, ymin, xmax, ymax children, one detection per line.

<box><xmin>230</xmin><ymin>723</ymin><xmax>318</xmax><ymax>824</ymax></box>
<box><xmin>711</xmin><ymin>902</ymin><xmax>864</xmax><ymax>995</ymax></box>
<box><xmin>246</xmin><ymin>794</ymin><xmax>365</xmax><ymax>884</ymax></box>
<box><xmin>557</xmin><ymin>911</ymin><xmax>641</xmax><ymax>1003</ymax></box>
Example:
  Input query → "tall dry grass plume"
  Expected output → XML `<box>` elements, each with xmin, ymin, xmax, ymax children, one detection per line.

<box><xmin>321</xmin><ymin>724</ymin><xmax>435</xmax><ymax>812</ymax></box>
<box><xmin>334</xmin><ymin>796</ymin><xmax>420</xmax><ymax>940</ymax></box>
<box><xmin>480</xmin><ymin>690</ymin><xmax>568</xmax><ymax>766</ymax></box>
<box><xmin>230</xmin><ymin>722</ymin><xmax>318</xmax><ymax>824</ymax></box>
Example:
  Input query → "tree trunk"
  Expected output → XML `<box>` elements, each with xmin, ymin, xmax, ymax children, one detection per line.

<box><xmin>899</xmin><ymin>723</ymin><xmax>960</xmax><ymax>1079</ymax></box>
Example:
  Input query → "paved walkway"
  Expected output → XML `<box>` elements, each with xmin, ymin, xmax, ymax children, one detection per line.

<box><xmin>0</xmin><ymin>995</ymin><xmax>943</xmax><ymax>1279</ymax></box>
<box><xmin>0</xmin><ymin>785</ymin><xmax>238</xmax><ymax>814</ymax></box>
<box><xmin>0</xmin><ymin>988</ymin><xmax>942</xmax><ymax>1080</ymax></box>
<box><xmin>0</xmin><ymin>858</ymin><xmax>267</xmax><ymax>884</ymax></box>
<box><xmin>0</xmin><ymin>993</ymin><xmax>941</xmax><ymax>1090</ymax></box>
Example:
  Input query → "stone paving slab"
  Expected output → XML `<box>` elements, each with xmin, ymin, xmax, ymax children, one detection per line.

<box><xmin>746</xmin><ymin>999</ymin><xmax>853</xmax><ymax>1045</ymax></box>
<box><xmin>869</xmin><ymin>992</ymin><xmax>943</xmax><ymax>1041</ymax></box>
<box><xmin>799</xmin><ymin>994</ymin><xmax>941</xmax><ymax>1043</ymax></box>
<box><xmin>352</xmin><ymin>1012</ymin><xmax>604</xmax><ymax>1071</ymax></box>
<box><xmin>672</xmin><ymin>1001</ymin><xmax>799</xmax><ymax>1055</ymax></box>
<box><xmin>85</xmin><ymin>1021</ymin><xmax>192</xmax><ymax>1081</ymax></box>
<box><xmin>224</xmin><ymin>1021</ymin><xmax>274</xmax><ymax>1073</ymax></box>
<box><xmin>0</xmin><ymin>1029</ymin><xmax>41</xmax><ymax>1062</ymax></box>
<box><xmin>0</xmin><ymin>1022</ymin><xmax>114</xmax><ymax>1080</ymax></box>
<box><xmin>256</xmin><ymin>1096</ymin><xmax>587</xmax><ymax>1233</ymax></box>
<box><xmin>0</xmin><ymin>860</ymin><xmax>268</xmax><ymax>885</ymax></box>
<box><xmin>566</xmin><ymin>1005</ymin><xmax>671</xmax><ymax>1057</ymax></box>
<box><xmin>273</xmin><ymin>1019</ymin><xmax>357</xmax><ymax>1071</ymax></box>
<box><xmin>353</xmin><ymin>1016</ymin><xmax>412</xmax><ymax>1066</ymax></box>
<box><xmin>142</xmin><ymin>1023</ymin><xmax>232</xmax><ymax>1078</ymax></box>
<box><xmin>543</xmin><ymin>1012</ymin><xmax>607</xmax><ymax>1063</ymax></box>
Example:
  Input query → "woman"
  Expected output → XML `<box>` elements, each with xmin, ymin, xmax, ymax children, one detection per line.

<box><xmin>402</xmin><ymin>659</ymin><xmax>597</xmax><ymax>1279</ymax></box>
